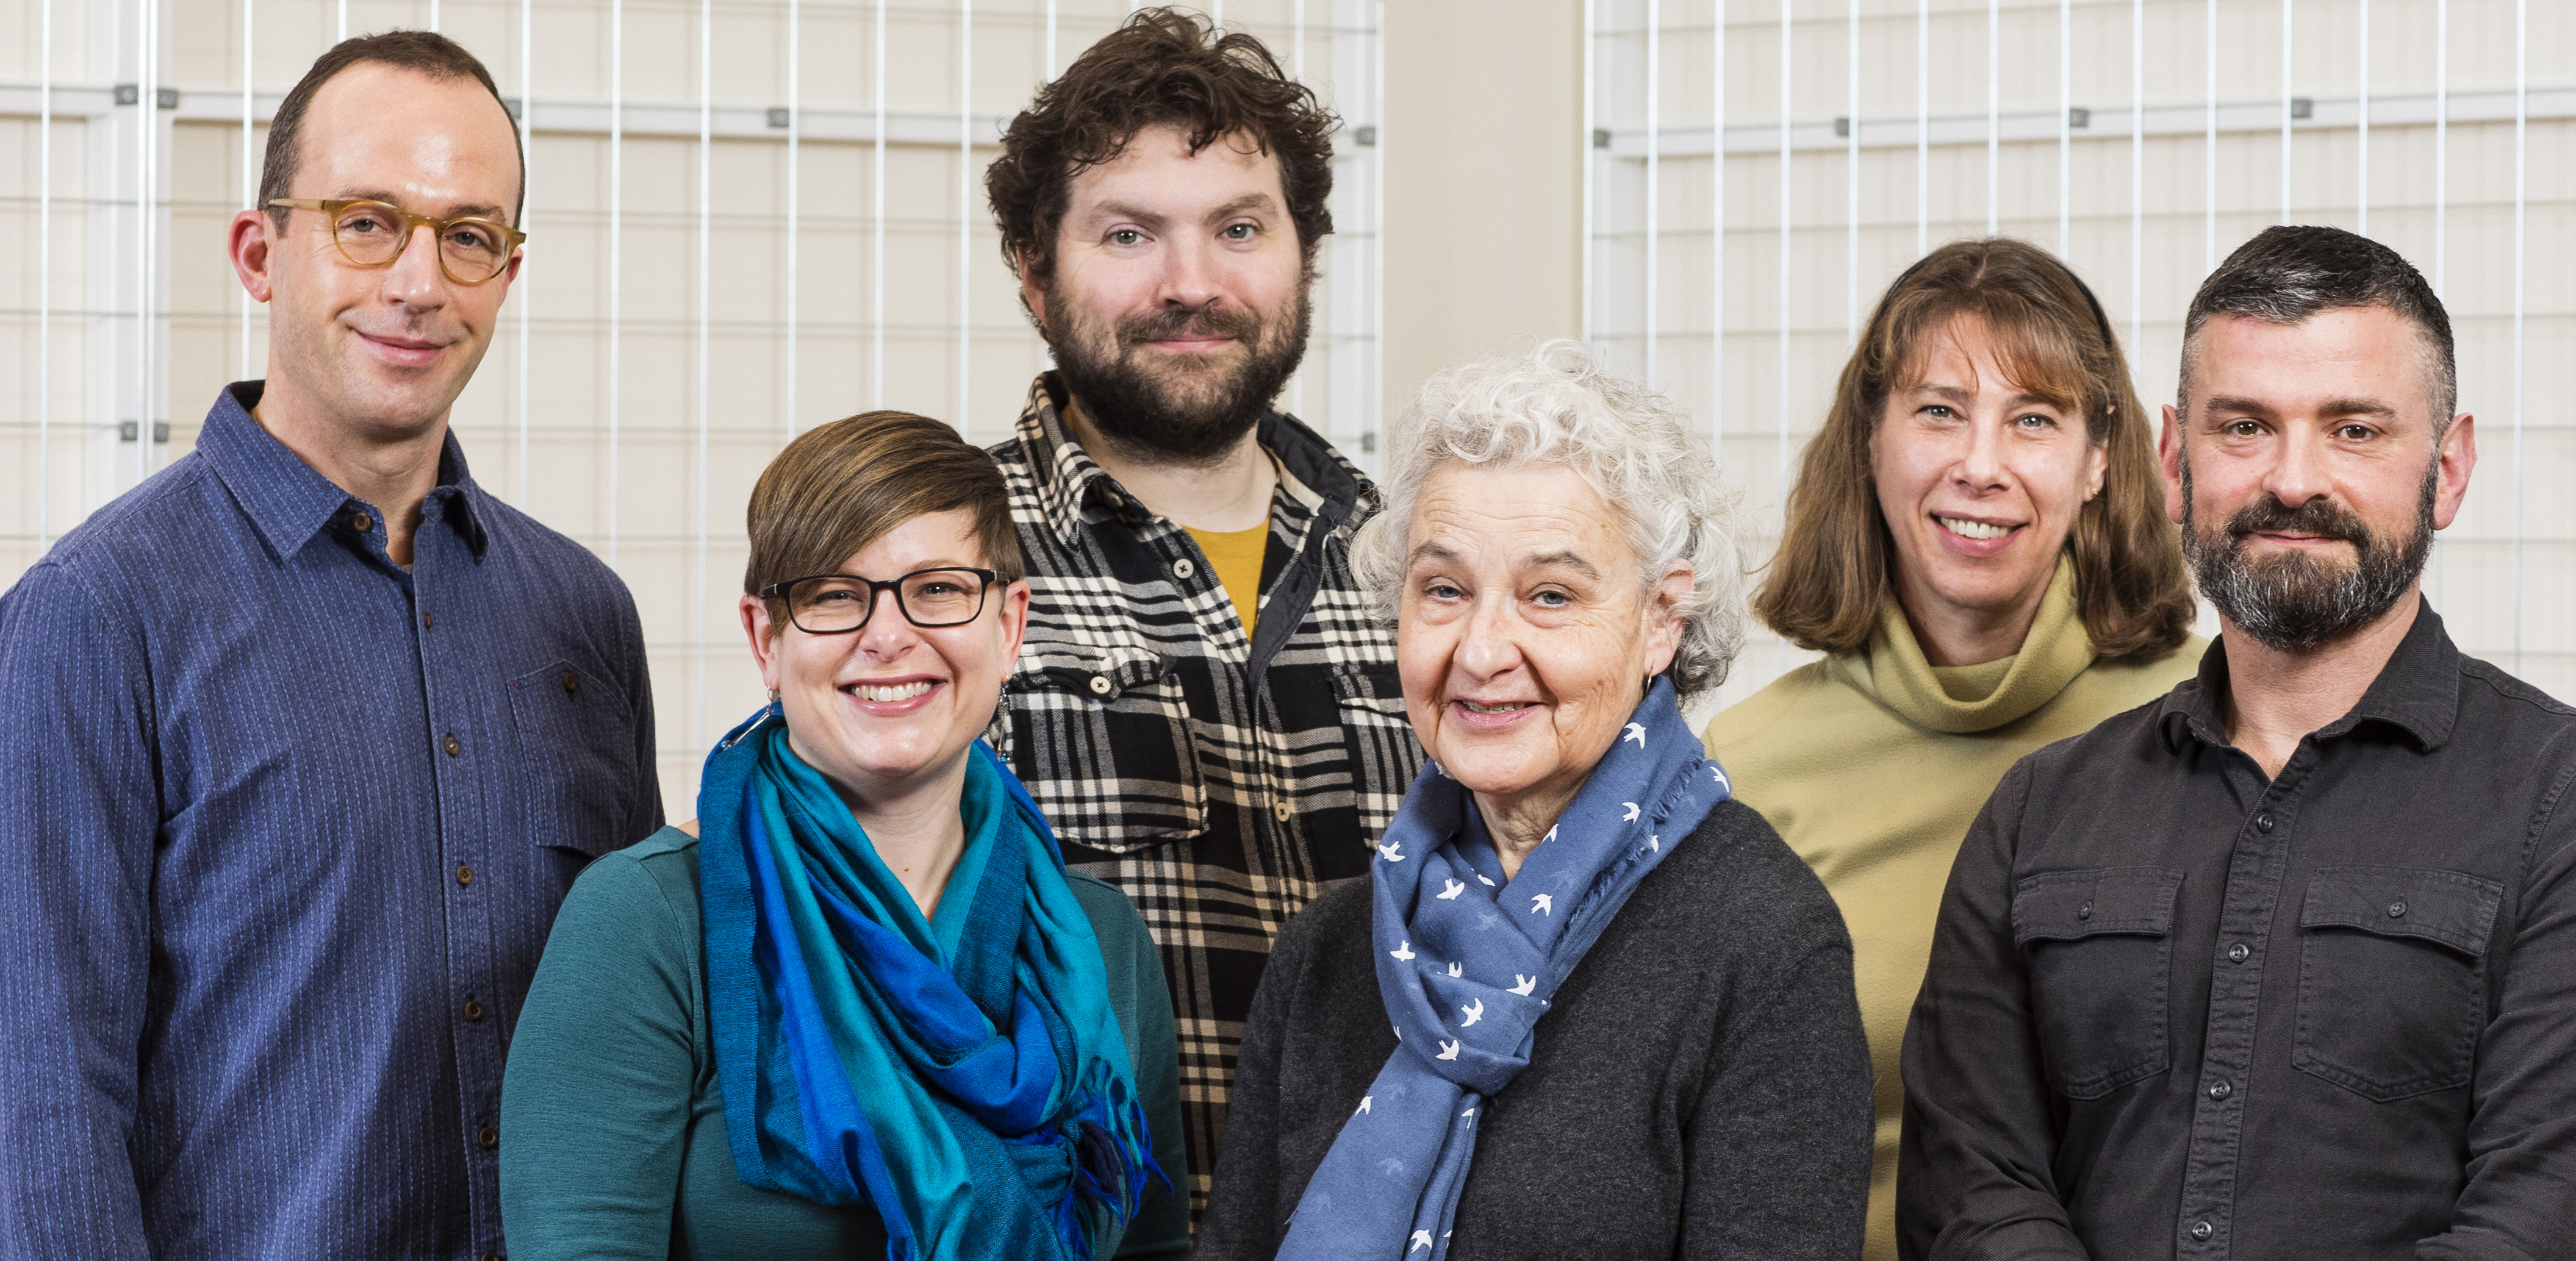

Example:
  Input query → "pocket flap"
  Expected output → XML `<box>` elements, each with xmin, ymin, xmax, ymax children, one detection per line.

<box><xmin>1011</xmin><ymin>642</ymin><xmax>1170</xmax><ymax>702</ymax></box>
<box><xmin>2298</xmin><ymin>865</ymin><xmax>2503</xmax><ymax>957</ymax></box>
<box><xmin>1329</xmin><ymin>661</ymin><xmax>1407</xmax><ymax>710</ymax></box>
<box><xmin>2014</xmin><ymin>867</ymin><xmax>2184</xmax><ymax>945</ymax></box>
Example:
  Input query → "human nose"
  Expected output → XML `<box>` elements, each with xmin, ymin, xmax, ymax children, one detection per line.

<box><xmin>1156</xmin><ymin>232</ymin><xmax>1221</xmax><ymax>311</ymax></box>
<box><xmin>2263</xmin><ymin>424</ymin><xmax>2330</xmax><ymax>509</ymax></box>
<box><xmin>1954</xmin><ymin>414</ymin><xmax>2008</xmax><ymax>490</ymax></box>
<box><xmin>1454</xmin><ymin>591</ymin><xmax>1524</xmax><ymax>682</ymax></box>
<box><xmin>853</xmin><ymin>586</ymin><xmax>922</xmax><ymax>656</ymax></box>
<box><xmin>379</xmin><ymin>221</ymin><xmax>451</xmax><ymax>307</ymax></box>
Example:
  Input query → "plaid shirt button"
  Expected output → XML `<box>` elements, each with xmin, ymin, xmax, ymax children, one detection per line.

<box><xmin>1087</xmin><ymin>674</ymin><xmax>1113</xmax><ymax>696</ymax></box>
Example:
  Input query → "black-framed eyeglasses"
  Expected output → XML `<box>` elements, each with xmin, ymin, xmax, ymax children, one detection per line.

<box><xmin>759</xmin><ymin>568</ymin><xmax>1000</xmax><ymax>634</ymax></box>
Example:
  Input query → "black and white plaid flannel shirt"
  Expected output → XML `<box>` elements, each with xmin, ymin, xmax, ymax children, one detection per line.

<box><xmin>988</xmin><ymin>374</ymin><xmax>1423</xmax><ymax>1215</ymax></box>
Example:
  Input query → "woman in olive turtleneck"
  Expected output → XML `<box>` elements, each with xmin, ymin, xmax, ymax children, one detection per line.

<box><xmin>1702</xmin><ymin>238</ymin><xmax>2203</xmax><ymax>1261</ymax></box>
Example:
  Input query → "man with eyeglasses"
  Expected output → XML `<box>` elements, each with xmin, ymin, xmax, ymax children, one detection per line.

<box><xmin>0</xmin><ymin>31</ymin><xmax>658</xmax><ymax>1260</ymax></box>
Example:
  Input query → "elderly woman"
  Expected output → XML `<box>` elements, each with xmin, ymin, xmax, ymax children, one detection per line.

<box><xmin>498</xmin><ymin>412</ymin><xmax>1188</xmax><ymax>1259</ymax></box>
<box><xmin>1197</xmin><ymin>343</ymin><xmax>1873</xmax><ymax>1259</ymax></box>
<box><xmin>1702</xmin><ymin>238</ymin><xmax>2202</xmax><ymax>1261</ymax></box>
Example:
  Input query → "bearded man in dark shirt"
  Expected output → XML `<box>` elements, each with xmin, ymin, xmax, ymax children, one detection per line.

<box><xmin>1899</xmin><ymin>225</ymin><xmax>2575</xmax><ymax>1261</ymax></box>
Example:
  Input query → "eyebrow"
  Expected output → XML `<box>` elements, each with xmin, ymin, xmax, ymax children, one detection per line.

<box><xmin>1523</xmin><ymin>551</ymin><xmax>1601</xmax><ymax>578</ymax></box>
<box><xmin>1088</xmin><ymin>192</ymin><xmax>1278</xmax><ymax>231</ymax></box>
<box><xmin>2201</xmin><ymin>394</ymin><xmax>2403</xmax><ymax>421</ymax></box>
<box><xmin>1904</xmin><ymin>382</ymin><xmax>2060</xmax><ymax>410</ymax></box>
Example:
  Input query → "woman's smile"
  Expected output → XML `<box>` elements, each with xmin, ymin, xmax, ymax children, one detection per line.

<box><xmin>843</xmin><ymin>676</ymin><xmax>944</xmax><ymax>715</ymax></box>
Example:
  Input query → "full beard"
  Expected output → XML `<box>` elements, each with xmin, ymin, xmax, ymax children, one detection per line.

<box><xmin>2179</xmin><ymin>453</ymin><xmax>2438</xmax><ymax>652</ymax></box>
<box><xmin>1041</xmin><ymin>287</ymin><xmax>1312</xmax><ymax>465</ymax></box>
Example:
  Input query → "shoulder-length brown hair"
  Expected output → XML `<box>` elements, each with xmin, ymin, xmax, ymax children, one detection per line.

<box><xmin>1752</xmin><ymin>237</ymin><xmax>2194</xmax><ymax>661</ymax></box>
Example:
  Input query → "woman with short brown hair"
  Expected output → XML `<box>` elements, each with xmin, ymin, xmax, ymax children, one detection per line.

<box><xmin>500</xmin><ymin>412</ymin><xmax>1188</xmax><ymax>1259</ymax></box>
<box><xmin>1702</xmin><ymin>238</ymin><xmax>2203</xmax><ymax>1261</ymax></box>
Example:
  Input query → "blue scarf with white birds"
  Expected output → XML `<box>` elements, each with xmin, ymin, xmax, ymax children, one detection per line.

<box><xmin>1276</xmin><ymin>678</ymin><xmax>1732</xmax><ymax>1261</ymax></box>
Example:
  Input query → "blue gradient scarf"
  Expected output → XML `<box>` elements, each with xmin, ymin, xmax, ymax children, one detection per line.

<box><xmin>697</xmin><ymin>708</ymin><xmax>1161</xmax><ymax>1261</ymax></box>
<box><xmin>1278</xmin><ymin>679</ymin><xmax>1732</xmax><ymax>1261</ymax></box>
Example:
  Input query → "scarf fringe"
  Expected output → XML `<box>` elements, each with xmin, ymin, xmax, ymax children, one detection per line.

<box><xmin>1050</xmin><ymin>1071</ymin><xmax>1166</xmax><ymax>1261</ymax></box>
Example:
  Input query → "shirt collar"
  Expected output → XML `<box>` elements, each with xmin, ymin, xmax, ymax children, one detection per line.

<box><xmin>2156</xmin><ymin>597</ymin><xmax>2460</xmax><ymax>754</ymax></box>
<box><xmin>1006</xmin><ymin>371</ymin><xmax>1377</xmax><ymax>548</ymax></box>
<box><xmin>196</xmin><ymin>380</ymin><xmax>490</xmax><ymax>560</ymax></box>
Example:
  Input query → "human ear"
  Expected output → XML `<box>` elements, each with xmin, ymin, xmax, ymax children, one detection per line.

<box><xmin>230</xmin><ymin>208</ymin><xmax>276</xmax><ymax>304</ymax></box>
<box><xmin>741</xmin><ymin>594</ymin><xmax>784</xmax><ymax>693</ymax></box>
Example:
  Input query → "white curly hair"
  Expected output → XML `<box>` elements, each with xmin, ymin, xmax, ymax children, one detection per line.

<box><xmin>1350</xmin><ymin>339</ymin><xmax>1746</xmax><ymax>701</ymax></box>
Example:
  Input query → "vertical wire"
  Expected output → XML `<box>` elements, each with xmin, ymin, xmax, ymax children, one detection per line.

<box><xmin>786</xmin><ymin>0</ymin><xmax>801</xmax><ymax>436</ymax></box>
<box><xmin>37</xmin><ymin>0</ymin><xmax>52</xmax><ymax>545</ymax></box>
<box><xmin>2203</xmin><ymin>0</ymin><xmax>2215</xmax><ymax>271</ymax></box>
<box><xmin>1713</xmin><ymin>0</ymin><xmax>1726</xmax><ymax>465</ymax></box>
<box><xmin>2279</xmin><ymin>0</ymin><xmax>2291</xmax><ymax>225</ymax></box>
<box><xmin>515</xmin><ymin>0</ymin><xmax>531</xmax><ymax>498</ymax></box>
<box><xmin>1845</xmin><ymin>0</ymin><xmax>1857</xmax><ymax>346</ymax></box>
<box><xmin>240</xmin><ymin>0</ymin><xmax>253</xmax><ymax>382</ymax></box>
<box><xmin>958</xmin><ymin>0</ymin><xmax>974</xmax><ymax>431</ymax></box>
<box><xmin>1647</xmin><ymin>0</ymin><xmax>1662</xmax><ymax>384</ymax></box>
<box><xmin>2129</xmin><ymin>0</ymin><xmax>2142</xmax><ymax>353</ymax></box>
<box><xmin>430</xmin><ymin>0</ymin><xmax>440</xmax><ymax>31</ymax></box>
<box><xmin>1370</xmin><ymin>0</ymin><xmax>1385</xmax><ymax>448</ymax></box>
<box><xmin>609</xmin><ymin>0</ymin><xmax>623</xmax><ymax>566</ymax></box>
<box><xmin>1983</xmin><ymin>0</ymin><xmax>1996</xmax><ymax>237</ymax></box>
<box><xmin>2056</xmin><ymin>0</ymin><xmax>2069</xmax><ymax>252</ymax></box>
<box><xmin>1046</xmin><ymin>0</ymin><xmax>1057</xmax><ymax>77</ymax></box>
<box><xmin>337</xmin><ymin>0</ymin><xmax>346</xmax><ymax>42</ymax></box>
<box><xmin>1913</xmin><ymin>0</ymin><xmax>1925</xmax><ymax>257</ymax></box>
<box><xmin>1582</xmin><ymin>0</ymin><xmax>1596</xmax><ymax>343</ymax></box>
<box><xmin>138</xmin><ymin>0</ymin><xmax>156</xmax><ymax>484</ymax></box>
<box><xmin>2356</xmin><ymin>0</ymin><xmax>2369</xmax><ymax>237</ymax></box>
<box><xmin>2511</xmin><ymin>0</ymin><xmax>2525</xmax><ymax>673</ymax></box>
<box><xmin>1777</xmin><ymin>0</ymin><xmax>1791</xmax><ymax>496</ymax></box>
<box><xmin>2433</xmin><ymin>0</ymin><xmax>2447</xmax><ymax>602</ymax></box>
<box><xmin>1286</xmin><ymin>0</ymin><xmax>1302</xmax><ymax>423</ymax></box>
<box><xmin>696</xmin><ymin>0</ymin><xmax>712</xmax><ymax>749</ymax></box>
<box><xmin>872</xmin><ymin>0</ymin><xmax>887</xmax><ymax>409</ymax></box>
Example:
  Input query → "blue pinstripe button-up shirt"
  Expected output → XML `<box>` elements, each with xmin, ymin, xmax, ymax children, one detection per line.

<box><xmin>0</xmin><ymin>382</ymin><xmax>662</xmax><ymax>1260</ymax></box>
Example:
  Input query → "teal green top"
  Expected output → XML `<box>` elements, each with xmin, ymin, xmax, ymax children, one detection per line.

<box><xmin>497</xmin><ymin>826</ymin><xmax>1193</xmax><ymax>1260</ymax></box>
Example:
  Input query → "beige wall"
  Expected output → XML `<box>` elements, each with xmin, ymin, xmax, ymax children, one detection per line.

<box><xmin>1382</xmin><ymin>0</ymin><xmax>1585</xmax><ymax>426</ymax></box>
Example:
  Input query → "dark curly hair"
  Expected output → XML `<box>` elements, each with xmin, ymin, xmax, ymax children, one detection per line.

<box><xmin>986</xmin><ymin>7</ymin><xmax>1338</xmax><ymax>286</ymax></box>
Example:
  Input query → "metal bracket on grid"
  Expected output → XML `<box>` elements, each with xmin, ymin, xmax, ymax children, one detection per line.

<box><xmin>1354</xmin><ymin>125</ymin><xmax>1379</xmax><ymax>147</ymax></box>
<box><xmin>113</xmin><ymin>85</ymin><xmax>181</xmax><ymax>109</ymax></box>
<box><xmin>767</xmin><ymin>107</ymin><xmax>793</xmax><ymax>129</ymax></box>
<box><xmin>119</xmin><ymin>421</ymin><xmax>171</xmax><ymax>444</ymax></box>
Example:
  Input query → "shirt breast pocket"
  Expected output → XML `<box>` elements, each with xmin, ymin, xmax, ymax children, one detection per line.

<box><xmin>1329</xmin><ymin>661</ymin><xmax>1416</xmax><ymax>842</ymax></box>
<box><xmin>506</xmin><ymin>660</ymin><xmax>643</xmax><ymax>888</ymax></box>
<box><xmin>2012</xmin><ymin>866</ymin><xmax>2183</xmax><ymax>1099</ymax></box>
<box><xmin>1003</xmin><ymin>637</ymin><xmax>1206</xmax><ymax>856</ymax></box>
<box><xmin>2292</xmin><ymin>865</ymin><xmax>2501</xmax><ymax>1102</ymax></box>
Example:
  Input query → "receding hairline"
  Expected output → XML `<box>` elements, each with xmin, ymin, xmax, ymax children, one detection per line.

<box><xmin>2178</xmin><ymin>302</ymin><xmax>2453</xmax><ymax>428</ymax></box>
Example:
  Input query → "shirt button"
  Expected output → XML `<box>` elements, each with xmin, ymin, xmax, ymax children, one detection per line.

<box><xmin>351</xmin><ymin>512</ymin><xmax>373</xmax><ymax>534</ymax></box>
<box><xmin>1088</xmin><ymin>674</ymin><xmax>1113</xmax><ymax>696</ymax></box>
<box><xmin>478</xmin><ymin>1125</ymin><xmax>499</xmax><ymax>1149</ymax></box>
<box><xmin>1172</xmin><ymin>557</ymin><xmax>1197</xmax><ymax>580</ymax></box>
<box><xmin>2190</xmin><ymin>1220</ymin><xmax>2214</xmax><ymax>1241</ymax></box>
<box><xmin>2388</xmin><ymin>900</ymin><xmax>2408</xmax><ymax>918</ymax></box>
<box><xmin>2228</xmin><ymin>941</ymin><xmax>2251</xmax><ymax>963</ymax></box>
<box><xmin>1272</xmin><ymin>799</ymin><xmax>1292</xmax><ymax>823</ymax></box>
<box><xmin>2254</xmin><ymin>811</ymin><xmax>2275</xmax><ymax>833</ymax></box>
<box><xmin>2076</xmin><ymin>901</ymin><xmax>2093</xmax><ymax>921</ymax></box>
<box><xmin>464</xmin><ymin>998</ymin><xmax>486</xmax><ymax>1022</ymax></box>
<box><xmin>456</xmin><ymin>864</ymin><xmax>475</xmax><ymax>887</ymax></box>
<box><xmin>2208</xmin><ymin>1079</ymin><xmax>2233</xmax><ymax>1101</ymax></box>
<box><xmin>443</xmin><ymin>735</ymin><xmax>462</xmax><ymax>757</ymax></box>
<box><xmin>561</xmin><ymin>671</ymin><xmax>579</xmax><ymax>695</ymax></box>
<box><xmin>420</xmin><ymin>610</ymin><xmax>434</xmax><ymax>629</ymax></box>
<box><xmin>1103</xmin><ymin>490</ymin><xmax>1125</xmax><ymax>509</ymax></box>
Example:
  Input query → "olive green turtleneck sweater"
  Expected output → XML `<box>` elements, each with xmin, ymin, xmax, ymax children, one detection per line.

<box><xmin>1701</xmin><ymin>558</ymin><xmax>2204</xmax><ymax>1261</ymax></box>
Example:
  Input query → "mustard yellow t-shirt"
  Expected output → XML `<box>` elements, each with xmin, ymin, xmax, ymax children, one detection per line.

<box><xmin>1184</xmin><ymin>523</ymin><xmax>1271</xmax><ymax>640</ymax></box>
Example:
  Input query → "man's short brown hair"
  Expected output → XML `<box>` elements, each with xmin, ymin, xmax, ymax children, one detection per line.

<box><xmin>743</xmin><ymin>412</ymin><xmax>1025</xmax><ymax>629</ymax></box>
<box><xmin>260</xmin><ymin>30</ymin><xmax>524</xmax><ymax>229</ymax></box>
<box><xmin>985</xmin><ymin>7</ymin><xmax>1338</xmax><ymax>285</ymax></box>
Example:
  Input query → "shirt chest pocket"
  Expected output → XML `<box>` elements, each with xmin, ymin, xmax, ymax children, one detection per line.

<box><xmin>506</xmin><ymin>660</ymin><xmax>644</xmax><ymax>891</ymax></box>
<box><xmin>2292</xmin><ymin>865</ymin><xmax>2501</xmax><ymax>1102</ymax></box>
<box><xmin>1002</xmin><ymin>636</ymin><xmax>1206</xmax><ymax>855</ymax></box>
<box><xmin>1329</xmin><ymin>662</ymin><xmax>1417</xmax><ymax>843</ymax></box>
<box><xmin>2012</xmin><ymin>866</ymin><xmax>2183</xmax><ymax>1099</ymax></box>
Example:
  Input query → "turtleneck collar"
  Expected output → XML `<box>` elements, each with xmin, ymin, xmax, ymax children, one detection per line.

<box><xmin>1829</xmin><ymin>554</ymin><xmax>2097</xmax><ymax>735</ymax></box>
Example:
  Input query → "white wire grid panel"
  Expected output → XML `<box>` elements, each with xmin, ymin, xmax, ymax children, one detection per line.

<box><xmin>1587</xmin><ymin>0</ymin><xmax>2567</xmax><ymax>712</ymax></box>
<box><xmin>0</xmin><ymin>0</ymin><xmax>1386</xmax><ymax>817</ymax></box>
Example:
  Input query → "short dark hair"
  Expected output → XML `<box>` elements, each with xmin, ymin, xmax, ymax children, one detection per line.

<box><xmin>744</xmin><ymin>412</ymin><xmax>1026</xmax><ymax>632</ymax></box>
<box><xmin>986</xmin><ymin>7</ymin><xmax>1337</xmax><ymax>285</ymax></box>
<box><xmin>260</xmin><ymin>30</ymin><xmax>524</xmax><ymax>230</ymax></box>
<box><xmin>2180</xmin><ymin>225</ymin><xmax>2456</xmax><ymax>427</ymax></box>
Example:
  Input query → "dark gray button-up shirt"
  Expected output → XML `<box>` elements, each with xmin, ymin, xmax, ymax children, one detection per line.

<box><xmin>1900</xmin><ymin>603</ymin><xmax>2576</xmax><ymax>1261</ymax></box>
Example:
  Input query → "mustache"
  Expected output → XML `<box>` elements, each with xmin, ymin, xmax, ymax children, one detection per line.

<box><xmin>2220</xmin><ymin>494</ymin><xmax>2372</xmax><ymax>545</ymax></box>
<box><xmin>1114</xmin><ymin>304</ymin><xmax>1262</xmax><ymax>351</ymax></box>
